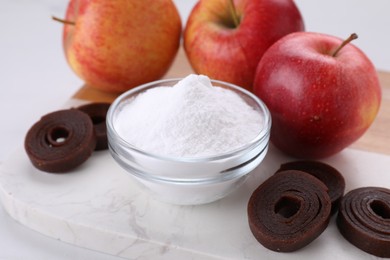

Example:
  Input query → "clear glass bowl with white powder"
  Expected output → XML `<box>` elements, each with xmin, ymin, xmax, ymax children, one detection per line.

<box><xmin>107</xmin><ymin>75</ymin><xmax>271</xmax><ymax>205</ymax></box>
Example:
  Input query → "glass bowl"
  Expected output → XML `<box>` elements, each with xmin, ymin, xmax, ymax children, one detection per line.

<box><xmin>106</xmin><ymin>78</ymin><xmax>271</xmax><ymax>205</ymax></box>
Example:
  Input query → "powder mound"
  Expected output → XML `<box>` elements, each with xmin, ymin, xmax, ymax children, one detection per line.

<box><xmin>115</xmin><ymin>74</ymin><xmax>263</xmax><ymax>157</ymax></box>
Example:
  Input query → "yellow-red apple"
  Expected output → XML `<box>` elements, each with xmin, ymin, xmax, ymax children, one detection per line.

<box><xmin>183</xmin><ymin>0</ymin><xmax>304</xmax><ymax>91</ymax></box>
<box><xmin>62</xmin><ymin>0</ymin><xmax>181</xmax><ymax>93</ymax></box>
<box><xmin>253</xmin><ymin>32</ymin><xmax>382</xmax><ymax>158</ymax></box>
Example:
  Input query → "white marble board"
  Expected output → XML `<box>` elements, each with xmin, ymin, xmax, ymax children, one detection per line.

<box><xmin>0</xmin><ymin>102</ymin><xmax>389</xmax><ymax>259</ymax></box>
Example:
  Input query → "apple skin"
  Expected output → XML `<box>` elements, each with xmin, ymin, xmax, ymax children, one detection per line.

<box><xmin>63</xmin><ymin>0</ymin><xmax>181</xmax><ymax>93</ymax></box>
<box><xmin>253</xmin><ymin>32</ymin><xmax>382</xmax><ymax>159</ymax></box>
<box><xmin>183</xmin><ymin>0</ymin><xmax>304</xmax><ymax>91</ymax></box>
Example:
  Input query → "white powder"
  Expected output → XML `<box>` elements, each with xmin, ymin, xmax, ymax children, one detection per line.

<box><xmin>114</xmin><ymin>74</ymin><xmax>263</xmax><ymax>157</ymax></box>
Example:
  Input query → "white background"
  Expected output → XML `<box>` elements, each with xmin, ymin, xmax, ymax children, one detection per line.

<box><xmin>0</xmin><ymin>0</ymin><xmax>389</xmax><ymax>259</ymax></box>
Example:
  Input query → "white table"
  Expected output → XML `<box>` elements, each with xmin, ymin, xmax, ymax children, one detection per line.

<box><xmin>1</xmin><ymin>0</ymin><xmax>389</xmax><ymax>259</ymax></box>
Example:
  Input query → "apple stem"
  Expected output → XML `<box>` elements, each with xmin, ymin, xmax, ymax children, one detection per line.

<box><xmin>227</xmin><ymin>0</ymin><xmax>239</xmax><ymax>28</ymax></box>
<box><xmin>52</xmin><ymin>16</ymin><xmax>75</xmax><ymax>26</ymax></box>
<box><xmin>332</xmin><ymin>33</ymin><xmax>358</xmax><ymax>57</ymax></box>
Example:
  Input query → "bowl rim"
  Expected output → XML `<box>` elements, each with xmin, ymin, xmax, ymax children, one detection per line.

<box><xmin>106</xmin><ymin>77</ymin><xmax>271</xmax><ymax>163</ymax></box>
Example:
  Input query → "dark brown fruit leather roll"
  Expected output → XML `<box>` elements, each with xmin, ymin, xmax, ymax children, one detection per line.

<box><xmin>337</xmin><ymin>187</ymin><xmax>390</xmax><ymax>258</ymax></box>
<box><xmin>77</xmin><ymin>102</ymin><xmax>111</xmax><ymax>150</ymax></box>
<box><xmin>277</xmin><ymin>160</ymin><xmax>345</xmax><ymax>215</ymax></box>
<box><xmin>248</xmin><ymin>170</ymin><xmax>332</xmax><ymax>252</ymax></box>
<box><xmin>24</xmin><ymin>109</ymin><xmax>96</xmax><ymax>173</ymax></box>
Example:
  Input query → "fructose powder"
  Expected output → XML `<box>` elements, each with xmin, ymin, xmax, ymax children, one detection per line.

<box><xmin>114</xmin><ymin>74</ymin><xmax>263</xmax><ymax>158</ymax></box>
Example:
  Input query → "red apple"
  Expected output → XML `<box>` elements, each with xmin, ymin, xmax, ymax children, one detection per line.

<box><xmin>183</xmin><ymin>0</ymin><xmax>304</xmax><ymax>91</ymax></box>
<box><xmin>253</xmin><ymin>32</ymin><xmax>382</xmax><ymax>158</ymax></box>
<box><xmin>62</xmin><ymin>0</ymin><xmax>181</xmax><ymax>93</ymax></box>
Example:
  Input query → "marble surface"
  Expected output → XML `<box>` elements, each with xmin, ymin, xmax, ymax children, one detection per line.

<box><xmin>2</xmin><ymin>130</ymin><xmax>390</xmax><ymax>259</ymax></box>
<box><xmin>1</xmin><ymin>0</ymin><xmax>390</xmax><ymax>259</ymax></box>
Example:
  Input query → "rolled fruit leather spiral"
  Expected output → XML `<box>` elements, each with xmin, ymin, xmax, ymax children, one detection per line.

<box><xmin>76</xmin><ymin>102</ymin><xmax>111</xmax><ymax>151</ymax></box>
<box><xmin>337</xmin><ymin>187</ymin><xmax>390</xmax><ymax>258</ymax></box>
<box><xmin>247</xmin><ymin>170</ymin><xmax>332</xmax><ymax>252</ymax></box>
<box><xmin>276</xmin><ymin>160</ymin><xmax>345</xmax><ymax>215</ymax></box>
<box><xmin>24</xmin><ymin>109</ymin><xmax>96</xmax><ymax>173</ymax></box>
